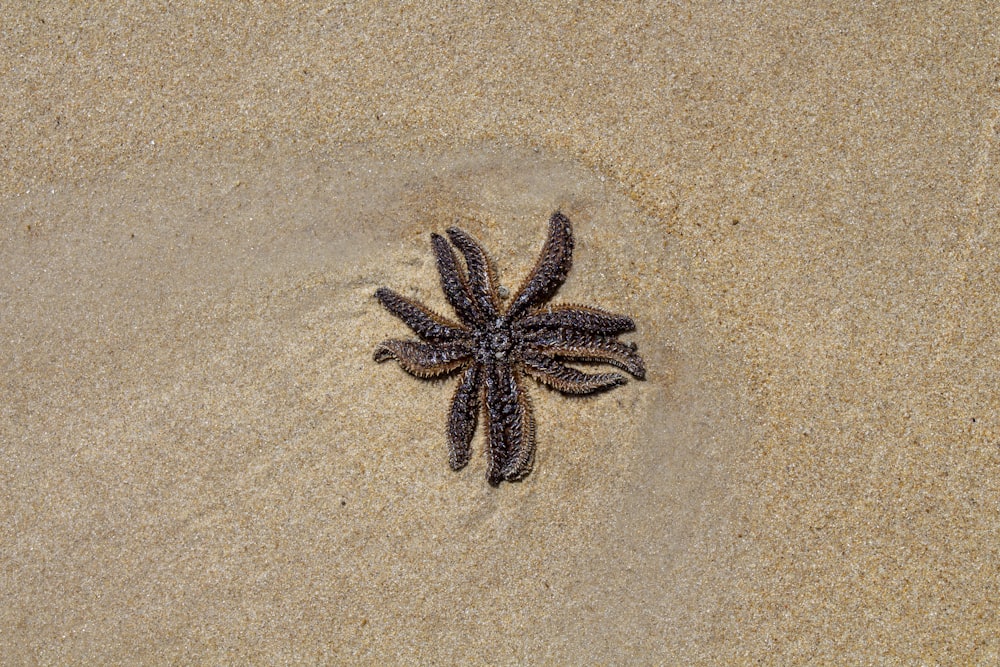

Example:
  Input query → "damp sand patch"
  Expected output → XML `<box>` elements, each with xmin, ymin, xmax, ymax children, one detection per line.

<box><xmin>1</xmin><ymin>144</ymin><xmax>753</xmax><ymax>663</ymax></box>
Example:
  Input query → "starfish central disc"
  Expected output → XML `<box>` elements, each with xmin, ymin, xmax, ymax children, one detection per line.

<box><xmin>479</xmin><ymin>318</ymin><xmax>514</xmax><ymax>361</ymax></box>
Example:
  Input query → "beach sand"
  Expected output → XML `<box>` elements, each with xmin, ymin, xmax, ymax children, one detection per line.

<box><xmin>2</xmin><ymin>3</ymin><xmax>999</xmax><ymax>663</ymax></box>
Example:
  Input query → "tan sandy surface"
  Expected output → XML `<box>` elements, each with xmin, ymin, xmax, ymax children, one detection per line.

<box><xmin>3</xmin><ymin>3</ymin><xmax>1000</xmax><ymax>664</ymax></box>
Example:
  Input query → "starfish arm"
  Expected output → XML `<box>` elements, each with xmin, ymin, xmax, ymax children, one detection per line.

<box><xmin>432</xmin><ymin>233</ymin><xmax>483</xmax><ymax>328</ymax></box>
<box><xmin>508</xmin><ymin>211</ymin><xmax>574</xmax><ymax>318</ymax></box>
<box><xmin>522</xmin><ymin>349</ymin><xmax>628</xmax><ymax>394</ymax></box>
<box><xmin>526</xmin><ymin>330</ymin><xmax>646</xmax><ymax>379</ymax></box>
<box><xmin>445</xmin><ymin>227</ymin><xmax>501</xmax><ymax>320</ymax></box>
<box><xmin>483</xmin><ymin>361</ymin><xmax>512</xmax><ymax>485</ymax></box>
<box><xmin>517</xmin><ymin>303</ymin><xmax>636</xmax><ymax>336</ymax></box>
<box><xmin>483</xmin><ymin>360</ymin><xmax>535</xmax><ymax>485</ymax></box>
<box><xmin>501</xmin><ymin>368</ymin><xmax>536</xmax><ymax>482</ymax></box>
<box><xmin>373</xmin><ymin>339</ymin><xmax>471</xmax><ymax>378</ymax></box>
<box><xmin>375</xmin><ymin>287</ymin><xmax>468</xmax><ymax>342</ymax></box>
<box><xmin>447</xmin><ymin>363</ymin><xmax>482</xmax><ymax>471</ymax></box>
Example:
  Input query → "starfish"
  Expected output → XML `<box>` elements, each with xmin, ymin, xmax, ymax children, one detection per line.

<box><xmin>373</xmin><ymin>212</ymin><xmax>645</xmax><ymax>485</ymax></box>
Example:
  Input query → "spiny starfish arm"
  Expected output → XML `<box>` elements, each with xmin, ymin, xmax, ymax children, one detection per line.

<box><xmin>521</xmin><ymin>349</ymin><xmax>628</xmax><ymax>394</ymax></box>
<box><xmin>508</xmin><ymin>212</ymin><xmax>574</xmax><ymax>318</ymax></box>
<box><xmin>447</xmin><ymin>364</ymin><xmax>481</xmax><ymax>471</ymax></box>
<box><xmin>374</xmin><ymin>287</ymin><xmax>468</xmax><ymax>342</ymax></box>
<box><xmin>527</xmin><ymin>331</ymin><xmax>646</xmax><ymax>379</ymax></box>
<box><xmin>445</xmin><ymin>227</ymin><xmax>501</xmax><ymax>320</ymax></box>
<box><xmin>447</xmin><ymin>227</ymin><xmax>500</xmax><ymax>321</ymax></box>
<box><xmin>373</xmin><ymin>340</ymin><xmax>471</xmax><ymax>378</ymax></box>
<box><xmin>432</xmin><ymin>233</ymin><xmax>483</xmax><ymax>328</ymax></box>
<box><xmin>483</xmin><ymin>361</ymin><xmax>511</xmax><ymax>485</ymax></box>
<box><xmin>483</xmin><ymin>360</ymin><xmax>534</xmax><ymax>485</ymax></box>
<box><xmin>517</xmin><ymin>303</ymin><xmax>636</xmax><ymax>336</ymax></box>
<box><xmin>500</xmin><ymin>369</ymin><xmax>536</xmax><ymax>482</ymax></box>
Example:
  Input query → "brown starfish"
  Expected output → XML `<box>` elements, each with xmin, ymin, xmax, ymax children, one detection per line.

<box><xmin>373</xmin><ymin>212</ymin><xmax>645</xmax><ymax>485</ymax></box>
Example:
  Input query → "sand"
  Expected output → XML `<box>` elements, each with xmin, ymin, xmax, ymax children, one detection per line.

<box><xmin>2</xmin><ymin>3</ymin><xmax>999</xmax><ymax>664</ymax></box>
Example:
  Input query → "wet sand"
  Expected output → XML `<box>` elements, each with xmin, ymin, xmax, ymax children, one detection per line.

<box><xmin>3</xmin><ymin>4</ymin><xmax>999</xmax><ymax>664</ymax></box>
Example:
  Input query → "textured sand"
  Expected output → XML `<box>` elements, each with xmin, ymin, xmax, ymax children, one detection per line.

<box><xmin>3</xmin><ymin>3</ymin><xmax>999</xmax><ymax>664</ymax></box>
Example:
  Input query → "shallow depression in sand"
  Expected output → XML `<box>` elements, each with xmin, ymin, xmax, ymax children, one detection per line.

<box><xmin>1</xmin><ymin>145</ymin><xmax>751</xmax><ymax>662</ymax></box>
